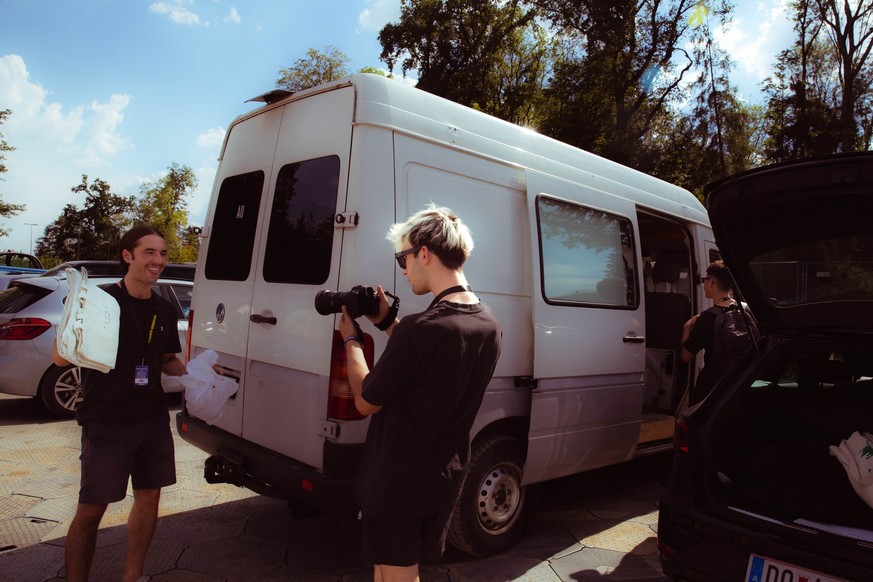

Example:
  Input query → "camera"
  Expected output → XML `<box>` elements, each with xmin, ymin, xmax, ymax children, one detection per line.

<box><xmin>314</xmin><ymin>285</ymin><xmax>380</xmax><ymax>319</ymax></box>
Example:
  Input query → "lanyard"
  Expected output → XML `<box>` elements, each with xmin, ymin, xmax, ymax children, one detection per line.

<box><xmin>119</xmin><ymin>280</ymin><xmax>158</xmax><ymax>365</ymax></box>
<box><xmin>428</xmin><ymin>285</ymin><xmax>473</xmax><ymax>310</ymax></box>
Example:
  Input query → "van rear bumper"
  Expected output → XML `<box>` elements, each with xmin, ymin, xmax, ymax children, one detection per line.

<box><xmin>175</xmin><ymin>411</ymin><xmax>360</xmax><ymax>518</ymax></box>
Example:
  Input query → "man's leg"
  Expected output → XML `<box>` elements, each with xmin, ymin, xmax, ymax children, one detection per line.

<box><xmin>374</xmin><ymin>563</ymin><xmax>420</xmax><ymax>582</ymax></box>
<box><xmin>65</xmin><ymin>502</ymin><xmax>108</xmax><ymax>582</ymax></box>
<box><xmin>122</xmin><ymin>487</ymin><xmax>161</xmax><ymax>582</ymax></box>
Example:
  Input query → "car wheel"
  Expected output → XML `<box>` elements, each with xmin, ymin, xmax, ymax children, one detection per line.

<box><xmin>39</xmin><ymin>365</ymin><xmax>82</xmax><ymax>419</ymax></box>
<box><xmin>448</xmin><ymin>435</ymin><xmax>537</xmax><ymax>557</ymax></box>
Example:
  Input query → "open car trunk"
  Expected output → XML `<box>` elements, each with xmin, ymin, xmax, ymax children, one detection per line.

<box><xmin>706</xmin><ymin>339</ymin><xmax>873</xmax><ymax>541</ymax></box>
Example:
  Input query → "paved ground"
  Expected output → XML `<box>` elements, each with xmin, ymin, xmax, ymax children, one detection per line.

<box><xmin>0</xmin><ymin>393</ymin><xmax>671</xmax><ymax>581</ymax></box>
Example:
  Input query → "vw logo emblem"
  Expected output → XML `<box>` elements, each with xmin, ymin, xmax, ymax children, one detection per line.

<box><xmin>216</xmin><ymin>303</ymin><xmax>226</xmax><ymax>324</ymax></box>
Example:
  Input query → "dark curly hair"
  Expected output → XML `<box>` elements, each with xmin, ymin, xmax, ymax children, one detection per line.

<box><xmin>118</xmin><ymin>225</ymin><xmax>165</xmax><ymax>274</ymax></box>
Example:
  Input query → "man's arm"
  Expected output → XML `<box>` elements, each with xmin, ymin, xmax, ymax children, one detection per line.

<box><xmin>162</xmin><ymin>353</ymin><xmax>186</xmax><ymax>376</ymax></box>
<box><xmin>51</xmin><ymin>340</ymin><xmax>71</xmax><ymax>367</ymax></box>
<box><xmin>680</xmin><ymin>315</ymin><xmax>698</xmax><ymax>363</ymax></box>
<box><xmin>340</xmin><ymin>307</ymin><xmax>382</xmax><ymax>416</ymax></box>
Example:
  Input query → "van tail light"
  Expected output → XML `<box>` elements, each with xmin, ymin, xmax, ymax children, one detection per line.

<box><xmin>327</xmin><ymin>330</ymin><xmax>374</xmax><ymax>420</ymax></box>
<box><xmin>185</xmin><ymin>309</ymin><xmax>194</xmax><ymax>364</ymax></box>
<box><xmin>0</xmin><ymin>318</ymin><xmax>52</xmax><ymax>340</ymax></box>
<box><xmin>673</xmin><ymin>417</ymin><xmax>689</xmax><ymax>453</ymax></box>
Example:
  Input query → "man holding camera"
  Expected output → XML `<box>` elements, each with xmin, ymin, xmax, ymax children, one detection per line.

<box><xmin>339</xmin><ymin>204</ymin><xmax>501</xmax><ymax>582</ymax></box>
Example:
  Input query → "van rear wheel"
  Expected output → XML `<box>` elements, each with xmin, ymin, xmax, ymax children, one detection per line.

<box><xmin>448</xmin><ymin>435</ymin><xmax>536</xmax><ymax>557</ymax></box>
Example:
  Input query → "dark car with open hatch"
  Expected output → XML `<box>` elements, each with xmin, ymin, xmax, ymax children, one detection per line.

<box><xmin>658</xmin><ymin>152</ymin><xmax>873</xmax><ymax>582</ymax></box>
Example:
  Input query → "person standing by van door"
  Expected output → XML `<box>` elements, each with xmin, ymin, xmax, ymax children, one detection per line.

<box><xmin>339</xmin><ymin>204</ymin><xmax>501</xmax><ymax>582</ymax></box>
<box><xmin>680</xmin><ymin>260</ymin><xmax>751</xmax><ymax>403</ymax></box>
<box><xmin>52</xmin><ymin>226</ymin><xmax>186</xmax><ymax>582</ymax></box>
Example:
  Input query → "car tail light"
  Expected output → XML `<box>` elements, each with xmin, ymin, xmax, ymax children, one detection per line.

<box><xmin>0</xmin><ymin>318</ymin><xmax>52</xmax><ymax>340</ymax></box>
<box><xmin>327</xmin><ymin>329</ymin><xmax>374</xmax><ymax>420</ymax></box>
<box><xmin>185</xmin><ymin>309</ymin><xmax>194</xmax><ymax>364</ymax></box>
<box><xmin>673</xmin><ymin>417</ymin><xmax>689</xmax><ymax>453</ymax></box>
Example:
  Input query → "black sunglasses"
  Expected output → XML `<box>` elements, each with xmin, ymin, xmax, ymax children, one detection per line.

<box><xmin>395</xmin><ymin>245</ymin><xmax>422</xmax><ymax>269</ymax></box>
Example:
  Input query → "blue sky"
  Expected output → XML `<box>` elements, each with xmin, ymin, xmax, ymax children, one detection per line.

<box><xmin>0</xmin><ymin>0</ymin><xmax>792</xmax><ymax>255</ymax></box>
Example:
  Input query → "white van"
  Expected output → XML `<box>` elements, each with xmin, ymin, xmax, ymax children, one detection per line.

<box><xmin>177</xmin><ymin>73</ymin><xmax>717</xmax><ymax>556</ymax></box>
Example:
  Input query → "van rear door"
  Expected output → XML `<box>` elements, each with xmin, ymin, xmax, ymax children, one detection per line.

<box><xmin>193</xmin><ymin>106</ymin><xmax>284</xmax><ymax>437</ymax></box>
<box><xmin>524</xmin><ymin>171</ymin><xmax>645</xmax><ymax>484</ymax></box>
<box><xmin>242</xmin><ymin>86</ymin><xmax>354</xmax><ymax>470</ymax></box>
<box><xmin>194</xmin><ymin>85</ymin><xmax>355</xmax><ymax>470</ymax></box>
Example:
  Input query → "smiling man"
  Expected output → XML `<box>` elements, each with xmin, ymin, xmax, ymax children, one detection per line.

<box><xmin>52</xmin><ymin>225</ymin><xmax>186</xmax><ymax>582</ymax></box>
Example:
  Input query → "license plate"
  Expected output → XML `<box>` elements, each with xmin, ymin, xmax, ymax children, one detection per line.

<box><xmin>746</xmin><ymin>553</ymin><xmax>846</xmax><ymax>582</ymax></box>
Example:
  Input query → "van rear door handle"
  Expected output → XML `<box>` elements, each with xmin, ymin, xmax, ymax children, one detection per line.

<box><xmin>250</xmin><ymin>314</ymin><xmax>277</xmax><ymax>325</ymax></box>
<box><xmin>622</xmin><ymin>335</ymin><xmax>645</xmax><ymax>343</ymax></box>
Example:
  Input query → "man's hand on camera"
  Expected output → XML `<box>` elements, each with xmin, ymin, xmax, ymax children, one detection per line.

<box><xmin>364</xmin><ymin>285</ymin><xmax>391</xmax><ymax>325</ymax></box>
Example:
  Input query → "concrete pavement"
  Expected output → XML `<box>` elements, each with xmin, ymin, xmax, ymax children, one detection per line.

<box><xmin>0</xmin><ymin>393</ymin><xmax>670</xmax><ymax>581</ymax></box>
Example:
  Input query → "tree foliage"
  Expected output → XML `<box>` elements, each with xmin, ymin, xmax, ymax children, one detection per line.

<box><xmin>763</xmin><ymin>0</ymin><xmax>873</xmax><ymax>160</ymax></box>
<box><xmin>0</xmin><ymin>109</ymin><xmax>26</xmax><ymax>238</ymax></box>
<box><xmin>380</xmin><ymin>0</ymin><xmax>546</xmax><ymax>123</ymax></box>
<box><xmin>37</xmin><ymin>176</ymin><xmax>135</xmax><ymax>261</ymax></box>
<box><xmin>36</xmin><ymin>165</ymin><xmax>198</xmax><ymax>263</ymax></box>
<box><xmin>276</xmin><ymin>46</ymin><xmax>351</xmax><ymax>92</ymax></box>
<box><xmin>134</xmin><ymin>163</ymin><xmax>198</xmax><ymax>262</ymax></box>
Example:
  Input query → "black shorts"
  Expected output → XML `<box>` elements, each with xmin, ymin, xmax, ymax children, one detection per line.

<box><xmin>360</xmin><ymin>507</ymin><xmax>453</xmax><ymax>567</ymax></box>
<box><xmin>78</xmin><ymin>412</ymin><xmax>176</xmax><ymax>505</ymax></box>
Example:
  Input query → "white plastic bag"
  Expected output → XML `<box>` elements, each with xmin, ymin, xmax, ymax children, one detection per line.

<box><xmin>56</xmin><ymin>267</ymin><xmax>120</xmax><ymax>373</ymax></box>
<box><xmin>176</xmin><ymin>349</ymin><xmax>238</xmax><ymax>425</ymax></box>
<box><xmin>830</xmin><ymin>431</ymin><xmax>873</xmax><ymax>509</ymax></box>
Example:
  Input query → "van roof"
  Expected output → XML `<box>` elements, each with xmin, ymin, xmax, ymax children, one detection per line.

<box><xmin>228</xmin><ymin>74</ymin><xmax>708</xmax><ymax>227</ymax></box>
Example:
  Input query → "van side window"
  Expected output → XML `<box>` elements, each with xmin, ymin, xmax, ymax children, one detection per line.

<box><xmin>205</xmin><ymin>171</ymin><xmax>265</xmax><ymax>281</ymax></box>
<box><xmin>537</xmin><ymin>196</ymin><xmax>637</xmax><ymax>308</ymax></box>
<box><xmin>263</xmin><ymin>155</ymin><xmax>340</xmax><ymax>284</ymax></box>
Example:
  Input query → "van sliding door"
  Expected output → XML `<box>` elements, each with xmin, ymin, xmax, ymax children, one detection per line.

<box><xmin>524</xmin><ymin>171</ymin><xmax>645</xmax><ymax>484</ymax></box>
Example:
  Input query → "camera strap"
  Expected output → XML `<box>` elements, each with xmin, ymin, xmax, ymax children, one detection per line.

<box><xmin>428</xmin><ymin>285</ymin><xmax>472</xmax><ymax>310</ymax></box>
<box><xmin>375</xmin><ymin>291</ymin><xmax>400</xmax><ymax>331</ymax></box>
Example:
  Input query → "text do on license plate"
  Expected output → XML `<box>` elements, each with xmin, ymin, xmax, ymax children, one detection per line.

<box><xmin>746</xmin><ymin>554</ymin><xmax>847</xmax><ymax>582</ymax></box>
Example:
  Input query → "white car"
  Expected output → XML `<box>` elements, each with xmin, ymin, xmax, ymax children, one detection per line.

<box><xmin>0</xmin><ymin>273</ymin><xmax>192</xmax><ymax>418</ymax></box>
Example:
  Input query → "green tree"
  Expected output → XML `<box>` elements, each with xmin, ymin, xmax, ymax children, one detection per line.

<box><xmin>134</xmin><ymin>163</ymin><xmax>198</xmax><ymax>262</ymax></box>
<box><xmin>37</xmin><ymin>176</ymin><xmax>135</xmax><ymax>261</ymax></box>
<box><xmin>0</xmin><ymin>109</ymin><xmax>26</xmax><ymax>238</ymax></box>
<box><xmin>379</xmin><ymin>0</ymin><xmax>545</xmax><ymax>122</ymax></box>
<box><xmin>276</xmin><ymin>46</ymin><xmax>351</xmax><ymax>92</ymax></box>
<box><xmin>815</xmin><ymin>0</ymin><xmax>873</xmax><ymax>152</ymax></box>
<box><xmin>763</xmin><ymin>0</ymin><xmax>873</xmax><ymax>160</ymax></box>
<box><xmin>534</xmin><ymin>0</ymin><xmax>714</xmax><ymax>170</ymax></box>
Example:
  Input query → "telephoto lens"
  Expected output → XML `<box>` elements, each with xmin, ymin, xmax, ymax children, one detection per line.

<box><xmin>314</xmin><ymin>286</ymin><xmax>380</xmax><ymax>318</ymax></box>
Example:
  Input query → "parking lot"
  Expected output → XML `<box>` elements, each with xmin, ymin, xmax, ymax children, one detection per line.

<box><xmin>0</xmin><ymin>392</ymin><xmax>670</xmax><ymax>581</ymax></box>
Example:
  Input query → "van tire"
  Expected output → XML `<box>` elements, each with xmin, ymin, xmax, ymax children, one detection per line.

<box><xmin>448</xmin><ymin>435</ymin><xmax>536</xmax><ymax>556</ymax></box>
<box><xmin>39</xmin><ymin>365</ymin><xmax>82</xmax><ymax>419</ymax></box>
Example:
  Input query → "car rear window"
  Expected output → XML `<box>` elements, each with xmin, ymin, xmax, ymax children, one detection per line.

<box><xmin>0</xmin><ymin>283</ymin><xmax>52</xmax><ymax>314</ymax></box>
<box><xmin>750</xmin><ymin>233</ymin><xmax>873</xmax><ymax>305</ymax></box>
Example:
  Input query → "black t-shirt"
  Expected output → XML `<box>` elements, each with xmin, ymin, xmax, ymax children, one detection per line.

<box><xmin>76</xmin><ymin>283</ymin><xmax>181</xmax><ymax>425</ymax></box>
<box><xmin>358</xmin><ymin>300</ymin><xmax>501</xmax><ymax>517</ymax></box>
<box><xmin>683</xmin><ymin>305</ymin><xmax>726</xmax><ymax>396</ymax></box>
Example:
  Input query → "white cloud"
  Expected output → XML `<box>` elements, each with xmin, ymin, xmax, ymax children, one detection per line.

<box><xmin>149</xmin><ymin>1</ymin><xmax>201</xmax><ymax>26</ymax></box>
<box><xmin>196</xmin><ymin>127</ymin><xmax>225</xmax><ymax>148</ymax></box>
<box><xmin>0</xmin><ymin>54</ymin><xmax>86</xmax><ymax>150</ymax></box>
<box><xmin>358</xmin><ymin>0</ymin><xmax>400</xmax><ymax>32</ymax></box>
<box><xmin>716</xmin><ymin>0</ymin><xmax>793</xmax><ymax>86</ymax></box>
<box><xmin>75</xmin><ymin>94</ymin><xmax>133</xmax><ymax>166</ymax></box>
<box><xmin>224</xmin><ymin>7</ymin><xmax>241</xmax><ymax>24</ymax></box>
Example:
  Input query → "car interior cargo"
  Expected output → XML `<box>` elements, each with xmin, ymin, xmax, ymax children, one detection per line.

<box><xmin>709</xmin><ymin>346</ymin><xmax>873</xmax><ymax>536</ymax></box>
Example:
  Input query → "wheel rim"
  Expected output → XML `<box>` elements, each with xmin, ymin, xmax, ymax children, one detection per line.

<box><xmin>55</xmin><ymin>367</ymin><xmax>83</xmax><ymax>412</ymax></box>
<box><xmin>475</xmin><ymin>462</ymin><xmax>524</xmax><ymax>536</ymax></box>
